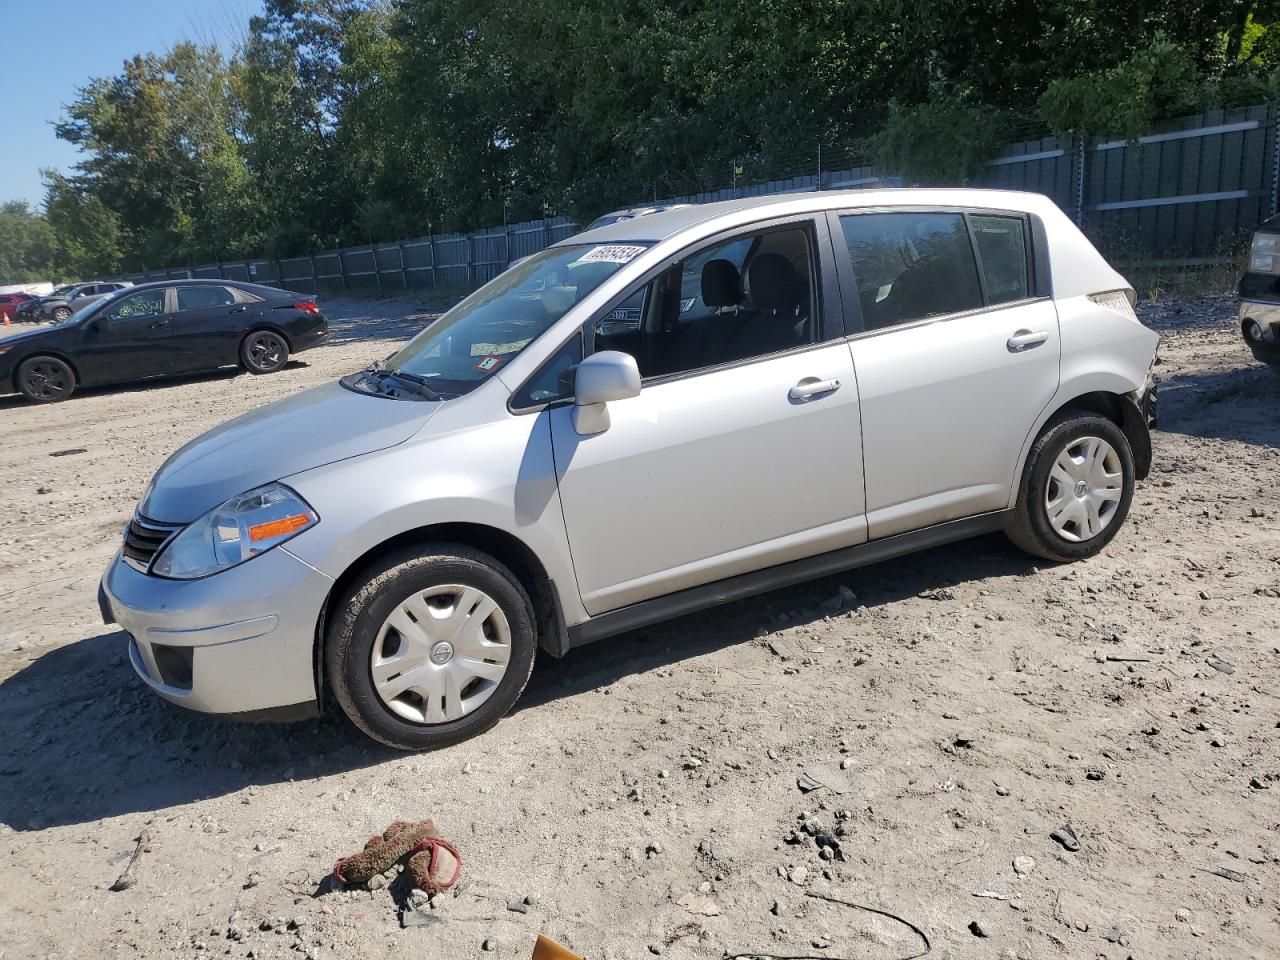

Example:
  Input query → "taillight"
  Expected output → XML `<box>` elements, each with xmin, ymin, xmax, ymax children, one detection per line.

<box><xmin>294</xmin><ymin>300</ymin><xmax>319</xmax><ymax>314</ymax></box>
<box><xmin>1088</xmin><ymin>289</ymin><xmax>1139</xmax><ymax>323</ymax></box>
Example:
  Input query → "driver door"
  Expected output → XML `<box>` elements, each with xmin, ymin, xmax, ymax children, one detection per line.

<box><xmin>78</xmin><ymin>287</ymin><xmax>176</xmax><ymax>384</ymax></box>
<box><xmin>549</xmin><ymin>216</ymin><xmax>867</xmax><ymax>615</ymax></box>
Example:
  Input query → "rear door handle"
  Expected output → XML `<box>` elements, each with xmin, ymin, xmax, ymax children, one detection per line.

<box><xmin>789</xmin><ymin>377</ymin><xmax>842</xmax><ymax>400</ymax></box>
<box><xmin>1007</xmin><ymin>329</ymin><xmax>1049</xmax><ymax>352</ymax></box>
<box><xmin>148</xmin><ymin>319</ymin><xmax>169</xmax><ymax>330</ymax></box>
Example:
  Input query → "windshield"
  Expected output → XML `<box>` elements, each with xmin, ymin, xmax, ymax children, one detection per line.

<box><xmin>379</xmin><ymin>242</ymin><xmax>648</xmax><ymax>397</ymax></box>
<box><xmin>50</xmin><ymin>285</ymin><xmax>75</xmax><ymax>297</ymax></box>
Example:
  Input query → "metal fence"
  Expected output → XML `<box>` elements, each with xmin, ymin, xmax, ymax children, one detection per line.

<box><xmin>119</xmin><ymin>216</ymin><xmax>580</xmax><ymax>294</ymax></box>
<box><xmin>117</xmin><ymin>103</ymin><xmax>1279</xmax><ymax>293</ymax></box>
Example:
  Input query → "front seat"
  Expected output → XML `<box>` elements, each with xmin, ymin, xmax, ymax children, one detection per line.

<box><xmin>726</xmin><ymin>253</ymin><xmax>808</xmax><ymax>361</ymax></box>
<box><xmin>662</xmin><ymin>258</ymin><xmax>743</xmax><ymax>373</ymax></box>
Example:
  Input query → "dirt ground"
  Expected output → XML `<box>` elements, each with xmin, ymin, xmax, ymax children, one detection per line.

<box><xmin>0</xmin><ymin>295</ymin><xmax>1276</xmax><ymax>960</ymax></box>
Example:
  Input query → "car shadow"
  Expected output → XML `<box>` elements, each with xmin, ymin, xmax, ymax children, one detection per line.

<box><xmin>0</xmin><ymin>363</ymin><xmax>313</xmax><ymax>411</ymax></box>
<box><xmin>518</xmin><ymin>533</ymin><xmax>1038</xmax><ymax>710</ymax></box>
<box><xmin>0</xmin><ymin>533</ymin><xmax>1035</xmax><ymax>833</ymax></box>
<box><xmin>1154</xmin><ymin>362</ymin><xmax>1280</xmax><ymax>447</ymax></box>
<box><xmin>0</xmin><ymin>630</ymin><xmax>394</xmax><ymax>833</ymax></box>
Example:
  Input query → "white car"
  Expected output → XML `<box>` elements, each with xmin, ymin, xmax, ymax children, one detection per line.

<box><xmin>100</xmin><ymin>188</ymin><xmax>1159</xmax><ymax>750</ymax></box>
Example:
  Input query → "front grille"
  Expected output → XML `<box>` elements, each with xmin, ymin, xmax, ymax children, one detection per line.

<box><xmin>123</xmin><ymin>515</ymin><xmax>183</xmax><ymax>573</ymax></box>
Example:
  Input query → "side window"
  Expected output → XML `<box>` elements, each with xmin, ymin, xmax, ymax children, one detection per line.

<box><xmin>971</xmin><ymin>215</ymin><xmax>1029</xmax><ymax>305</ymax></box>
<box><xmin>593</xmin><ymin>225</ymin><xmax>818</xmax><ymax>379</ymax></box>
<box><xmin>839</xmin><ymin>212</ymin><xmax>982</xmax><ymax>330</ymax></box>
<box><xmin>103</xmin><ymin>289</ymin><xmax>166</xmax><ymax>322</ymax></box>
<box><xmin>512</xmin><ymin>332</ymin><xmax>583</xmax><ymax>407</ymax></box>
<box><xmin>176</xmin><ymin>286</ymin><xmax>237</xmax><ymax>311</ymax></box>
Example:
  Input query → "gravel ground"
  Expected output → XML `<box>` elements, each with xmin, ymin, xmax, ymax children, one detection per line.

<box><xmin>0</xmin><ymin>295</ymin><xmax>1277</xmax><ymax>960</ymax></box>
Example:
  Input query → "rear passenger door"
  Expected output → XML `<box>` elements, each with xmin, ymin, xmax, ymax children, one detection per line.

<box><xmin>831</xmin><ymin>208</ymin><xmax>1060</xmax><ymax>539</ymax></box>
<box><xmin>169</xmin><ymin>285</ymin><xmax>249</xmax><ymax>371</ymax></box>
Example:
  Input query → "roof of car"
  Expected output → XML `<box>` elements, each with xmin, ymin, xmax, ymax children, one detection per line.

<box><xmin>560</xmin><ymin>187</ymin><xmax>1055</xmax><ymax>245</ymax></box>
<box><xmin>111</xmin><ymin>278</ymin><xmax>279</xmax><ymax>293</ymax></box>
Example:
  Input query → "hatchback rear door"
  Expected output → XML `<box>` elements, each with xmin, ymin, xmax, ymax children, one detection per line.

<box><xmin>830</xmin><ymin>208</ymin><xmax>1060</xmax><ymax>539</ymax></box>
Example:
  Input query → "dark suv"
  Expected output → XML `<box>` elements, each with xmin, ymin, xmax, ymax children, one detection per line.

<box><xmin>28</xmin><ymin>281</ymin><xmax>134</xmax><ymax>323</ymax></box>
<box><xmin>1239</xmin><ymin>215</ymin><xmax>1280</xmax><ymax>376</ymax></box>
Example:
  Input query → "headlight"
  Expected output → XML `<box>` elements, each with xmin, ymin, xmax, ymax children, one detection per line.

<box><xmin>151</xmin><ymin>483</ymin><xmax>318</xmax><ymax>579</ymax></box>
<box><xmin>1249</xmin><ymin>232</ymin><xmax>1280</xmax><ymax>275</ymax></box>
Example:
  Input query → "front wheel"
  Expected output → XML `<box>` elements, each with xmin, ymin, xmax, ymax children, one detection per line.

<box><xmin>52</xmin><ymin>307</ymin><xmax>71</xmax><ymax>322</ymax></box>
<box><xmin>239</xmin><ymin>329</ymin><xmax>290</xmax><ymax>374</ymax></box>
<box><xmin>17</xmin><ymin>356</ymin><xmax>76</xmax><ymax>403</ymax></box>
<box><xmin>1006</xmin><ymin>411</ymin><xmax>1135</xmax><ymax>562</ymax></box>
<box><xmin>326</xmin><ymin>544</ymin><xmax>537</xmax><ymax>750</ymax></box>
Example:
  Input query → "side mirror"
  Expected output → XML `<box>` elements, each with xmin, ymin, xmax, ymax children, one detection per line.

<box><xmin>573</xmin><ymin>350</ymin><xmax>640</xmax><ymax>435</ymax></box>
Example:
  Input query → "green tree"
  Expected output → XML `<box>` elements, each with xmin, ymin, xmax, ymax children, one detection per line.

<box><xmin>42</xmin><ymin>173</ymin><xmax>124</xmax><ymax>277</ymax></box>
<box><xmin>0</xmin><ymin>202</ymin><xmax>57</xmax><ymax>283</ymax></box>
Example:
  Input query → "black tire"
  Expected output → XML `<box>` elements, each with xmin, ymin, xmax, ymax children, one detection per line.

<box><xmin>1006</xmin><ymin>410</ymin><xmax>1135</xmax><ymax>563</ymax></box>
<box><xmin>16</xmin><ymin>355</ymin><xmax>76</xmax><ymax>403</ymax></box>
<box><xmin>52</xmin><ymin>306</ymin><xmax>71</xmax><ymax>322</ymax></box>
<box><xmin>326</xmin><ymin>544</ymin><xmax>537</xmax><ymax>751</ymax></box>
<box><xmin>239</xmin><ymin>329</ymin><xmax>290</xmax><ymax>374</ymax></box>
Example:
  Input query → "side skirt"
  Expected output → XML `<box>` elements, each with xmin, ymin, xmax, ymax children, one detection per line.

<box><xmin>566</xmin><ymin>510</ymin><xmax>1012</xmax><ymax>649</ymax></box>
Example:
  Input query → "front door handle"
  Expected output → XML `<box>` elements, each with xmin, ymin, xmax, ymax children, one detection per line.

<box><xmin>148</xmin><ymin>319</ymin><xmax>169</xmax><ymax>330</ymax></box>
<box><xmin>1007</xmin><ymin>329</ymin><xmax>1049</xmax><ymax>352</ymax></box>
<box><xmin>789</xmin><ymin>377</ymin><xmax>842</xmax><ymax>400</ymax></box>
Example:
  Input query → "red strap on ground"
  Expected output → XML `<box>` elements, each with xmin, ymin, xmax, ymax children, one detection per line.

<box><xmin>406</xmin><ymin>836</ymin><xmax>462</xmax><ymax>894</ymax></box>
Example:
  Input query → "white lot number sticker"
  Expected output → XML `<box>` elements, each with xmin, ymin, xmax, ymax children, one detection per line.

<box><xmin>574</xmin><ymin>244</ymin><xmax>646</xmax><ymax>265</ymax></box>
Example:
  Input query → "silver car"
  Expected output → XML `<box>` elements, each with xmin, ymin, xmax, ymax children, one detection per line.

<box><xmin>100</xmin><ymin>189</ymin><xmax>1159</xmax><ymax>750</ymax></box>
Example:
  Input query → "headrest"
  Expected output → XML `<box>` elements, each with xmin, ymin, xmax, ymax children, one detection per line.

<box><xmin>748</xmin><ymin>253</ymin><xmax>802</xmax><ymax>314</ymax></box>
<box><xmin>701</xmin><ymin>259</ymin><xmax>741</xmax><ymax>308</ymax></box>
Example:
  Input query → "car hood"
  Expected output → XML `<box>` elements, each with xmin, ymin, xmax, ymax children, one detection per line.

<box><xmin>0</xmin><ymin>326</ymin><xmax>59</xmax><ymax>351</ymax></box>
<box><xmin>140</xmin><ymin>381</ymin><xmax>439</xmax><ymax>522</ymax></box>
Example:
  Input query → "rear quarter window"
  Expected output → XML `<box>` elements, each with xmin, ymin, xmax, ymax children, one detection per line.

<box><xmin>971</xmin><ymin>215</ymin><xmax>1030</xmax><ymax>305</ymax></box>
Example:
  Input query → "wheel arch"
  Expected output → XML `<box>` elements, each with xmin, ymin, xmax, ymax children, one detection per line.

<box><xmin>14</xmin><ymin>350</ymin><xmax>83</xmax><ymax>386</ymax></box>
<box><xmin>312</xmin><ymin>521</ymin><xmax>569</xmax><ymax>712</ymax></box>
<box><xmin>1011</xmin><ymin>382</ymin><xmax>1152</xmax><ymax>507</ymax></box>
<box><xmin>241</xmin><ymin>324</ymin><xmax>294</xmax><ymax>352</ymax></box>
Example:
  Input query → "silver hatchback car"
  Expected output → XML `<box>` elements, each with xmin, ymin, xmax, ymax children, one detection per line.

<box><xmin>100</xmin><ymin>189</ymin><xmax>1159</xmax><ymax>750</ymax></box>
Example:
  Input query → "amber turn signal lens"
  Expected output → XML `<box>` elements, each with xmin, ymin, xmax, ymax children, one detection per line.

<box><xmin>248</xmin><ymin>513</ymin><xmax>312</xmax><ymax>542</ymax></box>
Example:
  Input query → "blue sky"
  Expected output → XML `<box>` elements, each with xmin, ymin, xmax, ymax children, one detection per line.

<box><xmin>0</xmin><ymin>0</ymin><xmax>262</xmax><ymax>206</ymax></box>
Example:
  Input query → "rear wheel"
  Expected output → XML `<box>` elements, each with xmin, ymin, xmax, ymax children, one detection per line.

<box><xmin>1006</xmin><ymin>411</ymin><xmax>1135</xmax><ymax>562</ymax></box>
<box><xmin>239</xmin><ymin>329</ymin><xmax>289</xmax><ymax>374</ymax></box>
<box><xmin>326</xmin><ymin>544</ymin><xmax>537</xmax><ymax>751</ymax></box>
<box><xmin>17</xmin><ymin>356</ymin><xmax>76</xmax><ymax>403</ymax></box>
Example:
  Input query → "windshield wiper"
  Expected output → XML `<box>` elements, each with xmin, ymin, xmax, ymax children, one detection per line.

<box><xmin>360</xmin><ymin>366</ymin><xmax>443</xmax><ymax>401</ymax></box>
<box><xmin>382</xmin><ymin>369</ymin><xmax>445</xmax><ymax>401</ymax></box>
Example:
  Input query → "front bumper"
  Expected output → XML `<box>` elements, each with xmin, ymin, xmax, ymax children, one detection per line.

<box><xmin>100</xmin><ymin>544</ymin><xmax>333</xmax><ymax>717</ymax></box>
<box><xmin>1239</xmin><ymin>299</ymin><xmax>1280</xmax><ymax>362</ymax></box>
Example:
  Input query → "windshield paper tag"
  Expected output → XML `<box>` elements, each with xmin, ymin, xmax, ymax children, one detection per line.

<box><xmin>475</xmin><ymin>356</ymin><xmax>504</xmax><ymax>373</ymax></box>
<box><xmin>574</xmin><ymin>244</ymin><xmax>646</xmax><ymax>265</ymax></box>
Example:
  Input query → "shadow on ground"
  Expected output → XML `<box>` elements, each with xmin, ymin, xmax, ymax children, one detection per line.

<box><xmin>519</xmin><ymin>533</ymin><xmax>1037</xmax><ymax>709</ymax></box>
<box><xmin>0</xmin><ymin>363</ymin><xmax>314</xmax><ymax>411</ymax></box>
<box><xmin>0</xmin><ymin>534</ymin><xmax>1034</xmax><ymax>832</ymax></box>
<box><xmin>1154</xmin><ymin>361</ymin><xmax>1280</xmax><ymax>446</ymax></box>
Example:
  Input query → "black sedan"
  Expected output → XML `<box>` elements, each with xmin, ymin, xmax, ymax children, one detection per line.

<box><xmin>0</xmin><ymin>280</ymin><xmax>328</xmax><ymax>403</ymax></box>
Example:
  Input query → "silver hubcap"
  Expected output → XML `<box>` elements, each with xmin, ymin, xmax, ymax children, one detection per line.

<box><xmin>371</xmin><ymin>584</ymin><xmax>511</xmax><ymax>725</ymax></box>
<box><xmin>1045</xmin><ymin>435</ymin><xmax>1124</xmax><ymax>542</ymax></box>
